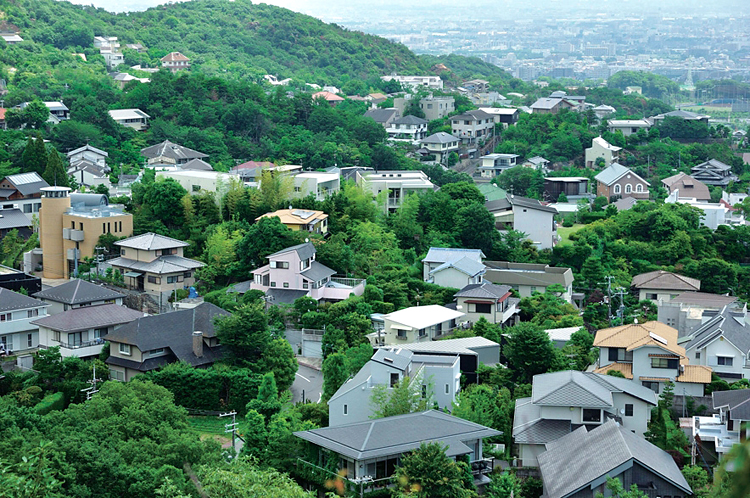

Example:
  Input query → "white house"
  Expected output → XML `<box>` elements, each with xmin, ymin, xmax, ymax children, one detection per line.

<box><xmin>108</xmin><ymin>109</ymin><xmax>150</xmax><ymax>131</ymax></box>
<box><xmin>356</xmin><ymin>170</ymin><xmax>435</xmax><ymax>212</ymax></box>
<box><xmin>607</xmin><ymin>119</ymin><xmax>652</xmax><ymax>137</ymax></box>
<box><xmin>450</xmin><ymin>109</ymin><xmax>495</xmax><ymax>144</ymax></box>
<box><xmin>380</xmin><ymin>75</ymin><xmax>443</xmax><ymax>90</ymax></box>
<box><xmin>631</xmin><ymin>270</ymin><xmax>701</xmax><ymax>303</ymax></box>
<box><xmin>373</xmin><ymin>305</ymin><xmax>466</xmax><ymax>346</ymax></box>
<box><xmin>386</xmin><ymin>115</ymin><xmax>428</xmax><ymax>143</ymax></box>
<box><xmin>477</xmin><ymin>154</ymin><xmax>520</xmax><ymax>178</ymax></box>
<box><xmin>419</xmin><ymin>132</ymin><xmax>460</xmax><ymax>164</ymax></box>
<box><xmin>422</xmin><ymin>247</ymin><xmax>486</xmax><ymax>288</ymax></box>
<box><xmin>292</xmin><ymin>171</ymin><xmax>340</xmax><ymax>201</ymax></box>
<box><xmin>485</xmin><ymin>195</ymin><xmax>558</xmax><ymax>250</ymax></box>
<box><xmin>0</xmin><ymin>287</ymin><xmax>48</xmax><ymax>354</ymax></box>
<box><xmin>585</xmin><ymin>136</ymin><xmax>621</xmax><ymax>168</ymax></box>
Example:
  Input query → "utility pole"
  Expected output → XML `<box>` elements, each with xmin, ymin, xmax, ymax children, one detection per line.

<box><xmin>220</xmin><ymin>411</ymin><xmax>239</xmax><ymax>457</ymax></box>
<box><xmin>80</xmin><ymin>363</ymin><xmax>102</xmax><ymax>401</ymax></box>
<box><xmin>602</xmin><ymin>276</ymin><xmax>616</xmax><ymax>326</ymax></box>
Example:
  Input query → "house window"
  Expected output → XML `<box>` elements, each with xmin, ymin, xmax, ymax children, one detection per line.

<box><xmin>0</xmin><ymin>313</ymin><xmax>11</xmax><ymax>321</ymax></box>
<box><xmin>119</xmin><ymin>343</ymin><xmax>131</xmax><ymax>355</ymax></box>
<box><xmin>642</xmin><ymin>381</ymin><xmax>659</xmax><ymax>392</ymax></box>
<box><xmin>27</xmin><ymin>334</ymin><xmax>33</xmax><ymax>348</ymax></box>
<box><xmin>696</xmin><ymin>352</ymin><xmax>700</xmax><ymax>359</ymax></box>
<box><xmin>27</xmin><ymin>309</ymin><xmax>39</xmax><ymax>318</ymax></box>
<box><xmin>110</xmin><ymin>369</ymin><xmax>125</xmax><ymax>382</ymax></box>
<box><xmin>530</xmin><ymin>286</ymin><xmax>537</xmax><ymax>294</ymax></box>
<box><xmin>636</xmin><ymin>184</ymin><xmax>643</xmax><ymax>193</ymax></box>
<box><xmin>270</xmin><ymin>281</ymin><xmax>276</xmax><ymax>288</ymax></box>
<box><xmin>343</xmin><ymin>404</ymin><xmax>348</xmax><ymax>415</ymax></box>
<box><xmin>184</xmin><ymin>272</ymin><xmax>192</xmax><ymax>278</ymax></box>
<box><xmin>614</xmin><ymin>184</ymin><xmax>621</xmax><ymax>194</ymax></box>
<box><xmin>390</xmin><ymin>373</ymin><xmax>399</xmax><ymax>387</ymax></box>
<box><xmin>167</xmin><ymin>276</ymin><xmax>180</xmax><ymax>284</ymax></box>
<box><xmin>94</xmin><ymin>328</ymin><xmax>107</xmax><ymax>339</ymax></box>
<box><xmin>303</xmin><ymin>282</ymin><xmax>309</xmax><ymax>289</ymax></box>
<box><xmin>277</xmin><ymin>261</ymin><xmax>289</xmax><ymax>269</ymax></box>
<box><xmin>717</xmin><ymin>356</ymin><xmax>734</xmax><ymax>366</ymax></box>
<box><xmin>397</xmin><ymin>329</ymin><xmax>407</xmax><ymax>339</ymax></box>
<box><xmin>651</xmin><ymin>358</ymin><xmax>679</xmax><ymax>369</ymax></box>
<box><xmin>147</xmin><ymin>276</ymin><xmax>160</xmax><ymax>284</ymax></box>
<box><xmin>625</xmin><ymin>184</ymin><xmax>632</xmax><ymax>194</ymax></box>
<box><xmin>582</xmin><ymin>409</ymin><xmax>601</xmax><ymax>423</ymax></box>
<box><xmin>608</xmin><ymin>348</ymin><xmax>633</xmax><ymax>362</ymax></box>
<box><xmin>475</xmin><ymin>303</ymin><xmax>492</xmax><ymax>314</ymax></box>
<box><xmin>422</xmin><ymin>385</ymin><xmax>427</xmax><ymax>398</ymax></box>
<box><xmin>53</xmin><ymin>331</ymin><xmax>60</xmax><ymax>342</ymax></box>
<box><xmin>283</xmin><ymin>283</ymin><xmax>289</xmax><ymax>288</ymax></box>
<box><xmin>445</xmin><ymin>384</ymin><xmax>450</xmax><ymax>394</ymax></box>
<box><xmin>625</xmin><ymin>404</ymin><xmax>634</xmax><ymax>417</ymax></box>
<box><xmin>68</xmin><ymin>332</ymin><xmax>83</xmax><ymax>347</ymax></box>
<box><xmin>121</xmin><ymin>249</ymin><xmax>126</xmax><ymax>256</ymax></box>
<box><xmin>418</xmin><ymin>328</ymin><xmax>427</xmax><ymax>337</ymax></box>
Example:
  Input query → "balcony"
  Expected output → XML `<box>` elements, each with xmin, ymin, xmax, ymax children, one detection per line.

<box><xmin>49</xmin><ymin>338</ymin><xmax>106</xmax><ymax>358</ymax></box>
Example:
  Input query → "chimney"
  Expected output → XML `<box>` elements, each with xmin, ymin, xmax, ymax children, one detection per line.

<box><xmin>192</xmin><ymin>331</ymin><xmax>203</xmax><ymax>358</ymax></box>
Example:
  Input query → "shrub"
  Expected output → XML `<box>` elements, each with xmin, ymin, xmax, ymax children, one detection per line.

<box><xmin>562</xmin><ymin>214</ymin><xmax>575</xmax><ymax>227</ymax></box>
<box><xmin>33</xmin><ymin>392</ymin><xmax>65</xmax><ymax>415</ymax></box>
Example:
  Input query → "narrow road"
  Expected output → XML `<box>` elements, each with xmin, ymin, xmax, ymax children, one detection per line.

<box><xmin>291</xmin><ymin>364</ymin><xmax>323</xmax><ymax>404</ymax></box>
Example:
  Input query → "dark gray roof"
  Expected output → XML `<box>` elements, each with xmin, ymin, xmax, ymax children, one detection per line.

<box><xmin>33</xmin><ymin>279</ymin><xmax>125</xmax><ymax>305</ymax></box>
<box><xmin>0</xmin><ymin>188</ymin><xmax>15</xmax><ymax>199</ymax></box>
<box><xmin>513</xmin><ymin>418</ymin><xmax>572</xmax><ymax>445</ymax></box>
<box><xmin>4</xmin><ymin>172</ymin><xmax>49</xmax><ymax>197</ymax></box>
<box><xmin>692</xmin><ymin>159</ymin><xmax>732</xmax><ymax>172</ymax></box>
<box><xmin>451</xmin><ymin>109</ymin><xmax>494</xmax><ymax>121</ymax></box>
<box><xmin>266</xmin><ymin>288</ymin><xmax>309</xmax><ymax>304</ymax></box>
<box><xmin>115</xmin><ymin>232</ymin><xmax>190</xmax><ymax>251</ymax></box>
<box><xmin>226</xmin><ymin>280</ymin><xmax>253</xmax><ymax>294</ymax></box>
<box><xmin>31</xmin><ymin>303</ymin><xmax>144</xmax><ymax>332</ymax></box>
<box><xmin>713</xmin><ymin>390</ymin><xmax>750</xmax><ymax>421</ymax></box>
<box><xmin>180</xmin><ymin>158</ymin><xmax>214</xmax><ymax>171</ymax></box>
<box><xmin>267</xmin><ymin>242</ymin><xmax>316</xmax><ymax>261</ymax></box>
<box><xmin>294</xmin><ymin>410</ymin><xmax>501</xmax><ymax>461</ymax></box>
<box><xmin>631</xmin><ymin>271</ymin><xmax>700</xmax><ymax>291</ymax></box>
<box><xmin>371</xmin><ymin>348</ymin><xmax>413</xmax><ymax>371</ymax></box>
<box><xmin>454</xmin><ymin>282</ymin><xmax>512</xmax><ymax>300</ymax></box>
<box><xmin>109</xmin><ymin>255</ymin><xmax>204</xmax><ymax>274</ymax></box>
<box><xmin>301</xmin><ymin>261</ymin><xmax>337</xmax><ymax>282</ymax></box>
<box><xmin>594</xmin><ymin>162</ymin><xmax>639</xmax><ymax>186</ymax></box>
<box><xmin>363</xmin><ymin>108</ymin><xmax>399</xmax><ymax>124</ymax></box>
<box><xmin>538</xmin><ymin>421</ymin><xmax>691</xmax><ymax>498</ymax></box>
<box><xmin>668</xmin><ymin>291</ymin><xmax>737</xmax><ymax>308</ymax></box>
<box><xmin>392</xmin><ymin>115</ymin><xmax>428</xmax><ymax>125</ymax></box>
<box><xmin>104</xmin><ymin>302</ymin><xmax>229</xmax><ymax>367</ymax></box>
<box><xmin>106</xmin><ymin>353</ymin><xmax>174</xmax><ymax>372</ymax></box>
<box><xmin>531</xmin><ymin>371</ymin><xmax>657</xmax><ymax>408</ymax></box>
<box><xmin>0</xmin><ymin>208</ymin><xmax>31</xmax><ymax>230</ymax></box>
<box><xmin>0</xmin><ymin>287</ymin><xmax>46</xmax><ymax>312</ymax></box>
<box><xmin>430</xmin><ymin>256</ymin><xmax>486</xmax><ymax>277</ymax></box>
<box><xmin>485</xmin><ymin>195</ymin><xmax>558</xmax><ymax>214</ymax></box>
<box><xmin>141</xmin><ymin>140</ymin><xmax>208</xmax><ymax>161</ymax></box>
<box><xmin>684</xmin><ymin>306</ymin><xmax>750</xmax><ymax>354</ymax></box>
<box><xmin>421</xmin><ymin>132</ymin><xmax>460</xmax><ymax>144</ymax></box>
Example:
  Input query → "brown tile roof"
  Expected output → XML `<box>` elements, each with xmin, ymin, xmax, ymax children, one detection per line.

<box><xmin>256</xmin><ymin>208</ymin><xmax>328</xmax><ymax>226</ymax></box>
<box><xmin>161</xmin><ymin>52</ymin><xmax>189</xmax><ymax>62</ymax></box>
<box><xmin>312</xmin><ymin>91</ymin><xmax>344</xmax><ymax>102</ymax></box>
<box><xmin>593</xmin><ymin>362</ymin><xmax>633</xmax><ymax>379</ymax></box>
<box><xmin>631</xmin><ymin>271</ymin><xmax>700</xmax><ymax>292</ymax></box>
<box><xmin>594</xmin><ymin>321</ymin><xmax>685</xmax><ymax>357</ymax></box>
<box><xmin>677</xmin><ymin>365</ymin><xmax>712</xmax><ymax>384</ymax></box>
<box><xmin>662</xmin><ymin>172</ymin><xmax>711</xmax><ymax>201</ymax></box>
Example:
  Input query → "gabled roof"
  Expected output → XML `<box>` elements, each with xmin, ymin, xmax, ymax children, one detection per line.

<box><xmin>312</xmin><ymin>91</ymin><xmax>344</xmax><ymax>102</ymax></box>
<box><xmin>3</xmin><ymin>172</ymin><xmax>49</xmax><ymax>196</ymax></box>
<box><xmin>383</xmin><ymin>305</ymin><xmax>465</xmax><ymax>330</ymax></box>
<box><xmin>683</xmin><ymin>306</ymin><xmax>750</xmax><ymax>355</ymax></box>
<box><xmin>180</xmin><ymin>158</ymin><xmax>213</xmax><ymax>171</ymax></box>
<box><xmin>423</xmin><ymin>247</ymin><xmax>485</xmax><ymax>264</ymax></box>
<box><xmin>538</xmin><ymin>421</ymin><xmax>691</xmax><ymax>498</ymax></box>
<box><xmin>420</xmin><ymin>132</ymin><xmax>460</xmax><ymax>144</ymax></box>
<box><xmin>392</xmin><ymin>115</ymin><xmax>428</xmax><ymax>125</ymax></box>
<box><xmin>594</xmin><ymin>321</ymin><xmax>685</xmax><ymax>357</ymax></box>
<box><xmin>0</xmin><ymin>208</ymin><xmax>31</xmax><ymax>230</ymax></box>
<box><xmin>513</xmin><ymin>418</ymin><xmax>572</xmax><ymax>445</ymax></box>
<box><xmin>713</xmin><ymin>389</ymin><xmax>750</xmax><ymax>421</ymax></box>
<box><xmin>485</xmin><ymin>195</ymin><xmax>558</xmax><ymax>215</ymax></box>
<box><xmin>692</xmin><ymin>159</ymin><xmax>732</xmax><ymax>172</ymax></box>
<box><xmin>66</xmin><ymin>144</ymin><xmax>108</xmax><ymax>158</ymax></box>
<box><xmin>631</xmin><ymin>271</ymin><xmax>700</xmax><ymax>292</ymax></box>
<box><xmin>594</xmin><ymin>162</ymin><xmax>646</xmax><ymax>186</ymax></box>
<box><xmin>532</xmin><ymin>370</ymin><xmax>615</xmax><ymax>408</ymax></box>
<box><xmin>301</xmin><ymin>260</ymin><xmax>336</xmax><ymax>282</ymax></box>
<box><xmin>454</xmin><ymin>282</ymin><xmax>511</xmax><ymax>300</ymax></box>
<box><xmin>294</xmin><ymin>410</ymin><xmax>500</xmax><ymax>461</ymax></box>
<box><xmin>394</xmin><ymin>336</ymin><xmax>499</xmax><ymax>356</ymax></box>
<box><xmin>33</xmin><ymin>279</ymin><xmax>125</xmax><ymax>305</ymax></box>
<box><xmin>661</xmin><ymin>172</ymin><xmax>711</xmax><ymax>200</ymax></box>
<box><xmin>141</xmin><ymin>140</ymin><xmax>207</xmax><ymax>161</ymax></box>
<box><xmin>363</xmin><ymin>108</ymin><xmax>399</xmax><ymax>124</ymax></box>
<box><xmin>0</xmin><ymin>287</ymin><xmax>46</xmax><ymax>312</ymax></box>
<box><xmin>531</xmin><ymin>97</ymin><xmax>565</xmax><ymax>110</ymax></box>
<box><xmin>451</xmin><ymin>109</ymin><xmax>493</xmax><ymax>121</ymax></box>
<box><xmin>108</xmin><ymin>255</ymin><xmax>203</xmax><ymax>274</ymax></box>
<box><xmin>430</xmin><ymin>256</ymin><xmax>486</xmax><ymax>278</ymax></box>
<box><xmin>668</xmin><ymin>291</ymin><xmax>738</xmax><ymax>308</ymax></box>
<box><xmin>370</xmin><ymin>347</ymin><xmax>413</xmax><ymax>371</ymax></box>
<box><xmin>161</xmin><ymin>52</ymin><xmax>189</xmax><ymax>62</ymax></box>
<box><xmin>267</xmin><ymin>241</ymin><xmax>316</xmax><ymax>261</ymax></box>
<box><xmin>115</xmin><ymin>232</ymin><xmax>190</xmax><ymax>251</ymax></box>
<box><xmin>31</xmin><ymin>303</ymin><xmax>143</xmax><ymax>332</ymax></box>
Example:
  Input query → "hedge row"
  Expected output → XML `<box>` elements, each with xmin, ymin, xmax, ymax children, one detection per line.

<box><xmin>33</xmin><ymin>392</ymin><xmax>65</xmax><ymax>415</ymax></box>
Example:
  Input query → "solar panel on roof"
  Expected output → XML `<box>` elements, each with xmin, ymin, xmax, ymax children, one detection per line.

<box><xmin>292</xmin><ymin>209</ymin><xmax>315</xmax><ymax>220</ymax></box>
<box><xmin>8</xmin><ymin>172</ymin><xmax>41</xmax><ymax>184</ymax></box>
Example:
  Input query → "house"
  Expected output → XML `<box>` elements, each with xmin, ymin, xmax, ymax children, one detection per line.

<box><xmin>108</xmin><ymin>109</ymin><xmax>150</xmax><ymax>131</ymax></box>
<box><xmin>295</xmin><ymin>410</ymin><xmax>499</xmax><ymax>487</ymax></box>
<box><xmin>105</xmin><ymin>302</ymin><xmax>229</xmax><ymax>381</ymax></box>
<box><xmin>355</xmin><ymin>170</ymin><xmax>435</xmax><ymax>212</ymax></box>
<box><xmin>592</xmin><ymin>104</ymin><xmax>616</xmax><ymax>120</ymax></box>
<box><xmin>451</xmin><ymin>110</ymin><xmax>495</xmax><ymax>144</ymax></box>
<box><xmin>0</xmin><ymin>172</ymin><xmax>47</xmax><ymax>223</ymax></box>
<box><xmin>665</xmin><ymin>191</ymin><xmax>745</xmax><ymax>230</ymax></box>
<box><xmin>292</xmin><ymin>171</ymin><xmax>341</xmax><ymax>200</ymax></box>
<box><xmin>585</xmin><ymin>136</ymin><xmax>621</xmax><ymax>168</ymax></box>
<box><xmin>483</xmin><ymin>261</ymin><xmax>574</xmax><ymax>303</ymax></box>
<box><xmin>593</xmin><ymin>321</ymin><xmax>712</xmax><ymax>396</ymax></box>
<box><xmin>393</xmin><ymin>336</ymin><xmax>501</xmax><ymax>382</ymax></box>
<box><xmin>651</xmin><ymin>109</ymin><xmax>710</xmax><ymax>125</ymax></box>
<box><xmin>0</xmin><ymin>264</ymin><xmax>41</xmax><ymax>295</ymax></box>
<box><xmin>662</xmin><ymin>172</ymin><xmax>710</xmax><ymax>202</ymax></box>
<box><xmin>67</xmin><ymin>144</ymin><xmax>108</xmax><ymax>169</ymax></box>
<box><xmin>453</xmin><ymin>282</ymin><xmax>519</xmax><ymax>327</ymax></box>
<box><xmin>66</xmin><ymin>144</ymin><xmax>110</xmax><ymax>187</ymax></box>
<box><xmin>537</xmin><ymin>421</ymin><xmax>692</xmax><ymax>498</ymax></box>
<box><xmin>0</xmin><ymin>208</ymin><xmax>31</xmax><ymax>239</ymax></box>
<box><xmin>693</xmin><ymin>390</ymin><xmax>750</xmax><ymax>458</ymax></box>
<box><xmin>477</xmin><ymin>183</ymin><xmax>508</xmax><ymax>203</ymax></box>
<box><xmin>691</xmin><ymin>159</ymin><xmax>738</xmax><ymax>187</ymax></box>
<box><xmin>419</xmin><ymin>132</ymin><xmax>460</xmax><ymax>164</ymax></box>
<box><xmin>230</xmin><ymin>160</ymin><xmax>277</xmax><ymax>182</ymax></box>
<box><xmin>328</xmin><ymin>348</ymin><xmax>460</xmax><ymax>426</ymax></box>
<box><xmin>108</xmin><ymin>232</ymin><xmax>203</xmax><ymax>298</ymax></box>
<box><xmin>419</xmin><ymin>95</ymin><xmax>455</xmax><ymax>121</ymax></box>
<box><xmin>38</xmin><ymin>188</ymin><xmax>133</xmax><ymax>280</ymax></box>
<box><xmin>485</xmin><ymin>195</ymin><xmax>558</xmax><ymax>250</ymax></box>
<box><xmin>543</xmin><ymin>177</ymin><xmax>591</xmax><ymax>202</ymax></box>
<box><xmin>256</xmin><ymin>209</ymin><xmax>328</xmax><ymax>235</ymax></box>
<box><xmin>0</xmin><ymin>288</ymin><xmax>48</xmax><ymax>354</ymax></box>
<box><xmin>478</xmin><ymin>107</ymin><xmax>519</xmax><ymax>128</ymax></box>
<box><xmin>680</xmin><ymin>306</ymin><xmax>750</xmax><ymax>381</ymax></box>
<box><xmin>125</xmin><ymin>43</ymin><xmax>146</xmax><ymax>52</ymax></box>
<box><xmin>16</xmin><ymin>101</ymin><xmax>70</xmax><ymax>123</ymax></box>
<box><xmin>463</xmin><ymin>79</ymin><xmax>490</xmax><ymax>93</ymax></box>
<box><xmin>513</xmin><ymin>371</ymin><xmax>658</xmax><ymax>467</ymax></box>
<box><xmin>522</xmin><ymin>156</ymin><xmax>550</xmax><ymax>172</ymax></box>
<box><xmin>363</xmin><ymin>108</ymin><xmax>399</xmax><ymax>128</ymax></box>
<box><xmin>374</xmin><ymin>304</ymin><xmax>466</xmax><ymax>345</ymax></box>
<box><xmin>594</xmin><ymin>163</ymin><xmax>649</xmax><ymax>200</ymax></box>
<box><xmin>631</xmin><ymin>271</ymin><xmax>701</xmax><ymax>303</ymax></box>
<box><xmin>141</xmin><ymin>140</ymin><xmax>208</xmax><ymax>167</ymax></box>
<box><xmin>0</xmin><ymin>21</ymin><xmax>22</xmax><ymax>44</ymax></box>
<box><xmin>380</xmin><ymin>75</ymin><xmax>443</xmax><ymax>90</ymax></box>
<box><xmin>33</xmin><ymin>303</ymin><xmax>144</xmax><ymax>359</ymax></box>
<box><xmin>386</xmin><ymin>115</ymin><xmax>428</xmax><ymax>143</ymax></box>
<box><xmin>607</xmin><ymin>119</ymin><xmax>653</xmax><ymax>137</ymax></box>
<box><xmin>546</xmin><ymin>326</ymin><xmax>584</xmax><ymax>348</ymax></box>
<box><xmin>477</xmin><ymin>154</ymin><xmax>520</xmax><ymax>178</ymax></box>
<box><xmin>155</xmin><ymin>170</ymin><xmax>236</xmax><ymax>194</ymax></box>
<box><xmin>659</xmin><ymin>292</ymin><xmax>741</xmax><ymax>337</ymax></box>
<box><xmin>161</xmin><ymin>52</ymin><xmax>190</xmax><ymax>72</ymax></box>
<box><xmin>179</xmin><ymin>159</ymin><xmax>214</xmax><ymax>171</ymax></box>
<box><xmin>250</xmin><ymin>242</ymin><xmax>365</xmax><ymax>304</ymax></box>
<box><xmin>530</xmin><ymin>98</ymin><xmax>575</xmax><ymax>114</ymax></box>
<box><xmin>32</xmin><ymin>278</ymin><xmax>125</xmax><ymax>316</ymax></box>
<box><xmin>93</xmin><ymin>36</ymin><xmax>118</xmax><ymax>50</ymax></box>
<box><xmin>312</xmin><ymin>91</ymin><xmax>344</xmax><ymax>107</ymax></box>
<box><xmin>422</xmin><ymin>247</ymin><xmax>486</xmax><ymax>289</ymax></box>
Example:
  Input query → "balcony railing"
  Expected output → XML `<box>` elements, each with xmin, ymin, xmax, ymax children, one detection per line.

<box><xmin>330</xmin><ymin>277</ymin><xmax>365</xmax><ymax>288</ymax></box>
<box><xmin>54</xmin><ymin>338</ymin><xmax>105</xmax><ymax>349</ymax></box>
<box><xmin>470</xmin><ymin>458</ymin><xmax>495</xmax><ymax>476</ymax></box>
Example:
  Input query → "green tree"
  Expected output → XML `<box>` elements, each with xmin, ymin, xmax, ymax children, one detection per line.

<box><xmin>504</xmin><ymin>322</ymin><xmax>561</xmax><ymax>383</ymax></box>
<box><xmin>393</xmin><ymin>442</ymin><xmax>477</xmax><ymax>498</ymax></box>
<box><xmin>595</xmin><ymin>477</ymin><xmax>649</xmax><ymax>498</ymax></box>
<box><xmin>21</xmin><ymin>134</ymin><xmax>47</xmax><ymax>175</ymax></box>
<box><xmin>321</xmin><ymin>352</ymin><xmax>350</xmax><ymax>401</ymax></box>
<box><xmin>681</xmin><ymin>465</ymin><xmax>709</xmax><ymax>498</ymax></box>
<box><xmin>41</xmin><ymin>149</ymin><xmax>69</xmax><ymax>187</ymax></box>
<box><xmin>197</xmin><ymin>457</ymin><xmax>313</xmax><ymax>498</ymax></box>
<box><xmin>370</xmin><ymin>375</ymin><xmax>431</xmax><ymax>419</ymax></box>
<box><xmin>24</xmin><ymin>100</ymin><xmax>51</xmax><ymax>130</ymax></box>
<box><xmin>486</xmin><ymin>472</ymin><xmax>518</xmax><ymax>498</ymax></box>
<box><xmin>246</xmin><ymin>372</ymin><xmax>284</xmax><ymax>422</ymax></box>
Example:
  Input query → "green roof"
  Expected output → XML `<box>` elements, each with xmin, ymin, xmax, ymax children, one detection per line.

<box><xmin>477</xmin><ymin>183</ymin><xmax>507</xmax><ymax>202</ymax></box>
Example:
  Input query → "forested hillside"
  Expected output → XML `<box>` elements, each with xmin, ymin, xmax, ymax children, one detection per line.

<box><xmin>0</xmin><ymin>0</ymin><xmax>510</xmax><ymax>87</ymax></box>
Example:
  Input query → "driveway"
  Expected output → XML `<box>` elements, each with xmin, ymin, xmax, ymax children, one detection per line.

<box><xmin>291</xmin><ymin>363</ymin><xmax>323</xmax><ymax>404</ymax></box>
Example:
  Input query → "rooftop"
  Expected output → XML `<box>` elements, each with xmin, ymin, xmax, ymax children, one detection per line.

<box><xmin>594</xmin><ymin>321</ymin><xmax>685</xmax><ymax>357</ymax></box>
<box><xmin>32</xmin><ymin>303</ymin><xmax>144</xmax><ymax>333</ymax></box>
<box><xmin>631</xmin><ymin>271</ymin><xmax>700</xmax><ymax>292</ymax></box>
<box><xmin>115</xmin><ymin>232</ymin><xmax>190</xmax><ymax>251</ymax></box>
<box><xmin>383</xmin><ymin>304</ymin><xmax>465</xmax><ymax>330</ymax></box>
<box><xmin>33</xmin><ymin>279</ymin><xmax>125</xmax><ymax>305</ymax></box>
<box><xmin>256</xmin><ymin>209</ymin><xmax>328</xmax><ymax>225</ymax></box>
<box><xmin>0</xmin><ymin>287</ymin><xmax>46</xmax><ymax>312</ymax></box>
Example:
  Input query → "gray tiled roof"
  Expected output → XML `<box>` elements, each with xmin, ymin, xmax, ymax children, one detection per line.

<box><xmin>266</xmin><ymin>288</ymin><xmax>309</xmax><ymax>304</ymax></box>
<box><xmin>421</xmin><ymin>132</ymin><xmax>460</xmax><ymax>144</ymax></box>
<box><xmin>538</xmin><ymin>421</ymin><xmax>691</xmax><ymax>498</ymax></box>
<box><xmin>713</xmin><ymin>390</ymin><xmax>750</xmax><ymax>421</ymax></box>
<box><xmin>423</xmin><ymin>247</ymin><xmax>485</xmax><ymax>264</ymax></box>
<box><xmin>669</xmin><ymin>292</ymin><xmax>737</xmax><ymax>308</ymax></box>
<box><xmin>31</xmin><ymin>303</ymin><xmax>144</xmax><ymax>332</ymax></box>
<box><xmin>594</xmin><ymin>162</ymin><xmax>633</xmax><ymax>186</ymax></box>
<box><xmin>226</xmin><ymin>280</ymin><xmax>253</xmax><ymax>294</ymax></box>
<box><xmin>451</xmin><ymin>109</ymin><xmax>494</xmax><ymax>121</ymax></box>
<box><xmin>33</xmin><ymin>279</ymin><xmax>125</xmax><ymax>305</ymax></box>
<box><xmin>454</xmin><ymin>282</ymin><xmax>512</xmax><ymax>300</ymax></box>
<box><xmin>268</xmin><ymin>242</ymin><xmax>316</xmax><ymax>261</ymax></box>
<box><xmin>532</xmin><ymin>370</ymin><xmax>614</xmax><ymax>408</ymax></box>
<box><xmin>363</xmin><ymin>108</ymin><xmax>399</xmax><ymax>124</ymax></box>
<box><xmin>141</xmin><ymin>140</ymin><xmax>207</xmax><ymax>161</ymax></box>
<box><xmin>115</xmin><ymin>232</ymin><xmax>190</xmax><ymax>251</ymax></box>
<box><xmin>684</xmin><ymin>306</ymin><xmax>750</xmax><ymax>355</ymax></box>
<box><xmin>371</xmin><ymin>348</ymin><xmax>413</xmax><ymax>371</ymax></box>
<box><xmin>0</xmin><ymin>287</ymin><xmax>46</xmax><ymax>312</ymax></box>
<box><xmin>109</xmin><ymin>255</ymin><xmax>203</xmax><ymax>274</ymax></box>
<box><xmin>301</xmin><ymin>260</ymin><xmax>336</xmax><ymax>282</ymax></box>
<box><xmin>431</xmin><ymin>256</ymin><xmax>486</xmax><ymax>278</ymax></box>
<box><xmin>294</xmin><ymin>410</ymin><xmax>501</xmax><ymax>461</ymax></box>
<box><xmin>0</xmin><ymin>208</ymin><xmax>31</xmax><ymax>230</ymax></box>
<box><xmin>393</xmin><ymin>336</ymin><xmax>499</xmax><ymax>356</ymax></box>
<box><xmin>631</xmin><ymin>271</ymin><xmax>700</xmax><ymax>291</ymax></box>
<box><xmin>485</xmin><ymin>195</ymin><xmax>558</xmax><ymax>215</ymax></box>
<box><xmin>393</xmin><ymin>115</ymin><xmax>428</xmax><ymax>125</ymax></box>
<box><xmin>513</xmin><ymin>418</ymin><xmax>572</xmax><ymax>445</ymax></box>
<box><xmin>180</xmin><ymin>158</ymin><xmax>214</xmax><ymax>171</ymax></box>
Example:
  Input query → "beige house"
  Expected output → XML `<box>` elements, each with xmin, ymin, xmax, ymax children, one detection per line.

<box><xmin>108</xmin><ymin>109</ymin><xmax>150</xmax><ymax>131</ymax></box>
<box><xmin>419</xmin><ymin>132</ymin><xmax>460</xmax><ymax>164</ymax></box>
<box><xmin>161</xmin><ymin>52</ymin><xmax>190</xmax><ymax>72</ymax></box>
<box><xmin>374</xmin><ymin>305</ymin><xmax>466</xmax><ymax>345</ymax></box>
<box><xmin>594</xmin><ymin>163</ymin><xmax>649</xmax><ymax>200</ymax></box>
<box><xmin>454</xmin><ymin>282</ymin><xmax>519</xmax><ymax>327</ymax></box>
<box><xmin>256</xmin><ymin>209</ymin><xmax>328</xmax><ymax>235</ymax></box>
<box><xmin>662</xmin><ymin>172</ymin><xmax>711</xmax><ymax>202</ymax></box>
<box><xmin>33</xmin><ymin>278</ymin><xmax>125</xmax><ymax>316</ymax></box>
<box><xmin>631</xmin><ymin>271</ymin><xmax>700</xmax><ymax>303</ymax></box>
<box><xmin>108</xmin><ymin>233</ymin><xmax>203</xmax><ymax>297</ymax></box>
<box><xmin>483</xmin><ymin>261</ymin><xmax>575</xmax><ymax>304</ymax></box>
<box><xmin>585</xmin><ymin>137</ymin><xmax>621</xmax><ymax>168</ymax></box>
